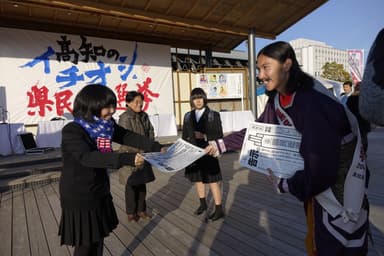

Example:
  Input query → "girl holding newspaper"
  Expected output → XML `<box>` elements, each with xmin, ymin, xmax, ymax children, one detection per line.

<box><xmin>183</xmin><ymin>88</ymin><xmax>225</xmax><ymax>221</ymax></box>
<box><xmin>59</xmin><ymin>84</ymin><xmax>163</xmax><ymax>256</ymax></box>
<box><xmin>207</xmin><ymin>42</ymin><xmax>369</xmax><ymax>255</ymax></box>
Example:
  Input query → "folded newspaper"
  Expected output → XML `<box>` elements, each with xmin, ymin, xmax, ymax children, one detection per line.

<box><xmin>239</xmin><ymin>122</ymin><xmax>304</xmax><ymax>178</ymax></box>
<box><xmin>141</xmin><ymin>138</ymin><xmax>206</xmax><ymax>173</ymax></box>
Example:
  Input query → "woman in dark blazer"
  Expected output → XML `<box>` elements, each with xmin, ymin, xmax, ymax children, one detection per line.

<box><xmin>59</xmin><ymin>84</ymin><xmax>162</xmax><ymax>256</ymax></box>
<box><xmin>182</xmin><ymin>87</ymin><xmax>224</xmax><ymax>221</ymax></box>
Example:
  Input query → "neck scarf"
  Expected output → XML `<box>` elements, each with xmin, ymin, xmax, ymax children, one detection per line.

<box><xmin>75</xmin><ymin>116</ymin><xmax>114</xmax><ymax>153</ymax></box>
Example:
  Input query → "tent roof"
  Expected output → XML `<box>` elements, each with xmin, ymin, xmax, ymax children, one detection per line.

<box><xmin>0</xmin><ymin>0</ymin><xmax>327</xmax><ymax>52</ymax></box>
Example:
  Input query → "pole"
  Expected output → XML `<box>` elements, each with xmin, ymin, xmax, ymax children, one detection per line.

<box><xmin>248</xmin><ymin>28</ymin><xmax>256</xmax><ymax>115</ymax></box>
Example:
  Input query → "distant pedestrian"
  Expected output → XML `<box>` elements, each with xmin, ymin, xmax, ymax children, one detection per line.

<box><xmin>340</xmin><ymin>80</ymin><xmax>353</xmax><ymax>104</ymax></box>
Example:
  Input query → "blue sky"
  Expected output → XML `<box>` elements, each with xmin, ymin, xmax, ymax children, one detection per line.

<box><xmin>235</xmin><ymin>0</ymin><xmax>384</xmax><ymax>63</ymax></box>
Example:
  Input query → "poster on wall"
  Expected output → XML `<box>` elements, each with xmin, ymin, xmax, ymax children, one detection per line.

<box><xmin>195</xmin><ymin>73</ymin><xmax>243</xmax><ymax>99</ymax></box>
<box><xmin>0</xmin><ymin>27</ymin><xmax>173</xmax><ymax>124</ymax></box>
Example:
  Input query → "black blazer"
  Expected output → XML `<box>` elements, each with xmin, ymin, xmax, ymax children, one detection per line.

<box><xmin>59</xmin><ymin>121</ymin><xmax>161</xmax><ymax>209</ymax></box>
<box><xmin>182</xmin><ymin>107</ymin><xmax>223</xmax><ymax>145</ymax></box>
<box><xmin>182</xmin><ymin>108</ymin><xmax>223</xmax><ymax>173</ymax></box>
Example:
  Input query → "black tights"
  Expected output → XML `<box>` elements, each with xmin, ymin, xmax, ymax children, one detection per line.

<box><xmin>73</xmin><ymin>239</ymin><xmax>103</xmax><ymax>256</ymax></box>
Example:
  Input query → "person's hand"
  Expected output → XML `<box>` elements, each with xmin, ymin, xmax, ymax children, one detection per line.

<box><xmin>205</xmin><ymin>141</ymin><xmax>219</xmax><ymax>157</ymax></box>
<box><xmin>134</xmin><ymin>154</ymin><xmax>144</xmax><ymax>167</ymax></box>
<box><xmin>267</xmin><ymin>168</ymin><xmax>280</xmax><ymax>192</ymax></box>
<box><xmin>160</xmin><ymin>147</ymin><xmax>168</xmax><ymax>153</ymax></box>
<box><xmin>205</xmin><ymin>144</ymin><xmax>215</xmax><ymax>155</ymax></box>
<box><xmin>267</xmin><ymin>168</ymin><xmax>288</xmax><ymax>194</ymax></box>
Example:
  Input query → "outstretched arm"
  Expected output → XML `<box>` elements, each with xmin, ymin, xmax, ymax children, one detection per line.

<box><xmin>113</xmin><ymin>123</ymin><xmax>162</xmax><ymax>152</ymax></box>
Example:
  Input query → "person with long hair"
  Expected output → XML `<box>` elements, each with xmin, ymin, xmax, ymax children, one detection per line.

<box><xmin>183</xmin><ymin>87</ymin><xmax>224</xmax><ymax>221</ymax></box>
<box><xmin>58</xmin><ymin>84</ymin><xmax>163</xmax><ymax>256</ymax></box>
<box><xmin>207</xmin><ymin>42</ymin><xmax>369</xmax><ymax>255</ymax></box>
<box><xmin>118</xmin><ymin>91</ymin><xmax>155</xmax><ymax>222</ymax></box>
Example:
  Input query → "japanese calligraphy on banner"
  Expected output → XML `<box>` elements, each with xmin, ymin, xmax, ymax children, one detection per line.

<box><xmin>347</xmin><ymin>49</ymin><xmax>364</xmax><ymax>84</ymax></box>
<box><xmin>0</xmin><ymin>27</ymin><xmax>173</xmax><ymax>124</ymax></box>
<box><xmin>195</xmin><ymin>73</ymin><xmax>243</xmax><ymax>99</ymax></box>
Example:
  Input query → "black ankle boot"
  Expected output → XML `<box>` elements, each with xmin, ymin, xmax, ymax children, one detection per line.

<box><xmin>209</xmin><ymin>204</ymin><xmax>224</xmax><ymax>221</ymax></box>
<box><xmin>194</xmin><ymin>198</ymin><xmax>207</xmax><ymax>215</ymax></box>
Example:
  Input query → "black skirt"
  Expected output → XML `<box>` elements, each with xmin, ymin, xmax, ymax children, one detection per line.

<box><xmin>58</xmin><ymin>194</ymin><xmax>118</xmax><ymax>247</ymax></box>
<box><xmin>185</xmin><ymin>155</ymin><xmax>222</xmax><ymax>183</ymax></box>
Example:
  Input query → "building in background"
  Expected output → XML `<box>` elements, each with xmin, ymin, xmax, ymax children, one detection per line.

<box><xmin>290</xmin><ymin>38</ymin><xmax>363</xmax><ymax>82</ymax></box>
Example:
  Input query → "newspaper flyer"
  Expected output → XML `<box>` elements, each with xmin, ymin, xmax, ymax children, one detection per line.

<box><xmin>141</xmin><ymin>138</ymin><xmax>206</xmax><ymax>173</ymax></box>
<box><xmin>239</xmin><ymin>122</ymin><xmax>304</xmax><ymax>178</ymax></box>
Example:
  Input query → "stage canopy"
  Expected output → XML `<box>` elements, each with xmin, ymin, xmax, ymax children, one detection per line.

<box><xmin>0</xmin><ymin>0</ymin><xmax>327</xmax><ymax>52</ymax></box>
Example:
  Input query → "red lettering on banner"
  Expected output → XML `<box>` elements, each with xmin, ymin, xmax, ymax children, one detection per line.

<box><xmin>54</xmin><ymin>89</ymin><xmax>73</xmax><ymax>115</ymax></box>
<box><xmin>27</xmin><ymin>84</ymin><xmax>54</xmax><ymax>116</ymax></box>
<box><xmin>26</xmin><ymin>83</ymin><xmax>74</xmax><ymax>117</ymax></box>
<box><xmin>136</xmin><ymin>77</ymin><xmax>159</xmax><ymax>112</ymax></box>
<box><xmin>115</xmin><ymin>83</ymin><xmax>129</xmax><ymax>110</ymax></box>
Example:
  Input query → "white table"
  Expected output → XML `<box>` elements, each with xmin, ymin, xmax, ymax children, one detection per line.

<box><xmin>0</xmin><ymin>123</ymin><xmax>26</xmax><ymax>156</ymax></box>
<box><xmin>219</xmin><ymin>112</ymin><xmax>235</xmax><ymax>133</ymax></box>
<box><xmin>219</xmin><ymin>110</ymin><xmax>255</xmax><ymax>133</ymax></box>
<box><xmin>149</xmin><ymin>114</ymin><xmax>178</xmax><ymax>137</ymax></box>
<box><xmin>36</xmin><ymin>120</ymin><xmax>70</xmax><ymax>148</ymax></box>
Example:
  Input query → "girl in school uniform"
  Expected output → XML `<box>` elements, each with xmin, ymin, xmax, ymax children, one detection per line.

<box><xmin>182</xmin><ymin>87</ymin><xmax>224</xmax><ymax>221</ymax></box>
<box><xmin>58</xmin><ymin>84</ymin><xmax>163</xmax><ymax>256</ymax></box>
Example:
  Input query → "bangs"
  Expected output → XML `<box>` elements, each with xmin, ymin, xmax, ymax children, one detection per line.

<box><xmin>73</xmin><ymin>84</ymin><xmax>117</xmax><ymax>121</ymax></box>
<box><xmin>190</xmin><ymin>93</ymin><xmax>206</xmax><ymax>100</ymax></box>
<box><xmin>102</xmin><ymin>90</ymin><xmax>117</xmax><ymax>108</ymax></box>
<box><xmin>190</xmin><ymin>87</ymin><xmax>207</xmax><ymax>107</ymax></box>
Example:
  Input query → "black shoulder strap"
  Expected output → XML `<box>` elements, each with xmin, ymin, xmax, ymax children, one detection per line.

<box><xmin>208</xmin><ymin>110</ymin><xmax>215</xmax><ymax>122</ymax></box>
<box><xmin>184</xmin><ymin>112</ymin><xmax>191</xmax><ymax>123</ymax></box>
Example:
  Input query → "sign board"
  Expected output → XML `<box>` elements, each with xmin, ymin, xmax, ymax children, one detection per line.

<box><xmin>195</xmin><ymin>73</ymin><xmax>243</xmax><ymax>99</ymax></box>
<box><xmin>0</xmin><ymin>27</ymin><xmax>173</xmax><ymax>124</ymax></box>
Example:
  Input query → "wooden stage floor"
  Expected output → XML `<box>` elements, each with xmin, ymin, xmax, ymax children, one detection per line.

<box><xmin>1</xmin><ymin>129</ymin><xmax>383</xmax><ymax>256</ymax></box>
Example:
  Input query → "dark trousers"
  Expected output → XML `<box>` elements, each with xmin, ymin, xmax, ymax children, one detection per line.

<box><xmin>73</xmin><ymin>239</ymin><xmax>103</xmax><ymax>256</ymax></box>
<box><xmin>125</xmin><ymin>183</ymin><xmax>146</xmax><ymax>214</ymax></box>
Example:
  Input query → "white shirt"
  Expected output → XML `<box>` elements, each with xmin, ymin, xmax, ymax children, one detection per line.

<box><xmin>195</xmin><ymin>108</ymin><xmax>206</xmax><ymax>122</ymax></box>
<box><xmin>340</xmin><ymin>91</ymin><xmax>353</xmax><ymax>105</ymax></box>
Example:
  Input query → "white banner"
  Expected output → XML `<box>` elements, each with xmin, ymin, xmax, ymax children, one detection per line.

<box><xmin>239</xmin><ymin>122</ymin><xmax>304</xmax><ymax>178</ymax></box>
<box><xmin>141</xmin><ymin>138</ymin><xmax>206</xmax><ymax>173</ymax></box>
<box><xmin>195</xmin><ymin>73</ymin><xmax>243</xmax><ymax>99</ymax></box>
<box><xmin>0</xmin><ymin>27</ymin><xmax>173</xmax><ymax>124</ymax></box>
<box><xmin>347</xmin><ymin>49</ymin><xmax>364</xmax><ymax>84</ymax></box>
